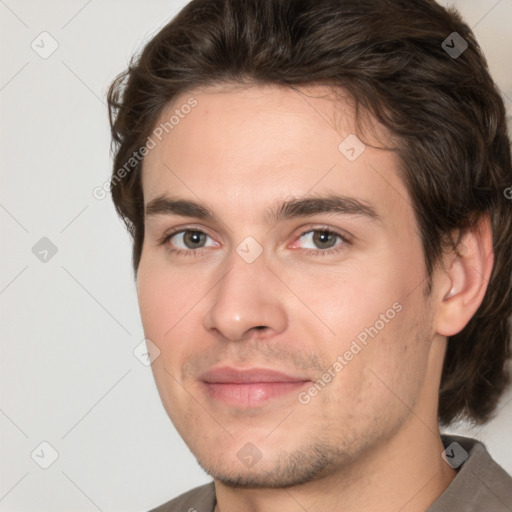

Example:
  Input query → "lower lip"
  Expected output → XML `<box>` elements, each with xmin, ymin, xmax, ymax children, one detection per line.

<box><xmin>201</xmin><ymin>381</ymin><xmax>310</xmax><ymax>407</ymax></box>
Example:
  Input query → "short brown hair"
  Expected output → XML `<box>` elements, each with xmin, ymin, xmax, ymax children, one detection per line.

<box><xmin>107</xmin><ymin>0</ymin><xmax>512</xmax><ymax>425</ymax></box>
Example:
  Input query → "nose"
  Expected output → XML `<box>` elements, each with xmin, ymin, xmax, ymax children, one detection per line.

<box><xmin>202</xmin><ymin>250</ymin><xmax>287</xmax><ymax>342</ymax></box>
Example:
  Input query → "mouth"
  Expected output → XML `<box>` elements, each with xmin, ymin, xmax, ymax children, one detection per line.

<box><xmin>199</xmin><ymin>366</ymin><xmax>311</xmax><ymax>407</ymax></box>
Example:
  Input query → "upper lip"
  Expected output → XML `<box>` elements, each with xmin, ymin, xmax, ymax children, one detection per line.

<box><xmin>200</xmin><ymin>366</ymin><xmax>310</xmax><ymax>384</ymax></box>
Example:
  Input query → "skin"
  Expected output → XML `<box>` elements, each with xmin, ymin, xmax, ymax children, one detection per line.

<box><xmin>137</xmin><ymin>84</ymin><xmax>493</xmax><ymax>512</ymax></box>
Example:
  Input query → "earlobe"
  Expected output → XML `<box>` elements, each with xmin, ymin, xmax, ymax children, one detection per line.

<box><xmin>435</xmin><ymin>213</ymin><xmax>494</xmax><ymax>337</ymax></box>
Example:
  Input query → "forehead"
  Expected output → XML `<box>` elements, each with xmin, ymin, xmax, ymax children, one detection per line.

<box><xmin>141</xmin><ymin>83</ymin><xmax>411</xmax><ymax>225</ymax></box>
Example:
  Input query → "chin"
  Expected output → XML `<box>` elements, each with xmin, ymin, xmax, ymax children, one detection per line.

<box><xmin>193</xmin><ymin>442</ymin><xmax>342</xmax><ymax>489</ymax></box>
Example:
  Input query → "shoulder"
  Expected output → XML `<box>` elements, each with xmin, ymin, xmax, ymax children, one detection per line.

<box><xmin>148</xmin><ymin>482</ymin><xmax>216</xmax><ymax>512</ymax></box>
<box><xmin>429</xmin><ymin>435</ymin><xmax>512</xmax><ymax>512</ymax></box>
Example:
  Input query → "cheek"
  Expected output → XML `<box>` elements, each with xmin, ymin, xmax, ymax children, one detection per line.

<box><xmin>355</xmin><ymin>297</ymin><xmax>432</xmax><ymax>411</ymax></box>
<box><xmin>316</xmin><ymin>280</ymin><xmax>431</xmax><ymax>412</ymax></box>
<box><xmin>136</xmin><ymin>255</ymin><xmax>226</xmax><ymax>405</ymax></box>
<box><xmin>295</xmin><ymin>241</ymin><xmax>418</xmax><ymax>337</ymax></box>
<box><xmin>137</xmin><ymin>275</ymin><xmax>172</xmax><ymax>336</ymax></box>
<box><xmin>299</xmin><ymin>270</ymin><xmax>402</xmax><ymax>359</ymax></box>
<box><xmin>136</xmin><ymin>263</ymin><xmax>203</xmax><ymax>417</ymax></box>
<box><xmin>136</xmin><ymin>260</ymin><xmax>200</xmax><ymax>349</ymax></box>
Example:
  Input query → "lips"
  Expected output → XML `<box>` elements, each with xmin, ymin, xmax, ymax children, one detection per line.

<box><xmin>199</xmin><ymin>367</ymin><xmax>311</xmax><ymax>407</ymax></box>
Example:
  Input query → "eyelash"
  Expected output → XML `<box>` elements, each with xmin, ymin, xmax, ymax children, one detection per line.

<box><xmin>158</xmin><ymin>226</ymin><xmax>351</xmax><ymax>257</ymax></box>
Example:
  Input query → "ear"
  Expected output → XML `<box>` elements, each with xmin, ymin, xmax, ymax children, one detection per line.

<box><xmin>434</xmin><ymin>213</ymin><xmax>494</xmax><ymax>337</ymax></box>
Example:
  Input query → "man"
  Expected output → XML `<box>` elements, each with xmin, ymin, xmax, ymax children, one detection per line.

<box><xmin>107</xmin><ymin>0</ymin><xmax>512</xmax><ymax>510</ymax></box>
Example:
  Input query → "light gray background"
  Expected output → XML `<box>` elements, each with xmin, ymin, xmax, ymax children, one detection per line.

<box><xmin>1</xmin><ymin>1</ymin><xmax>511</xmax><ymax>511</ymax></box>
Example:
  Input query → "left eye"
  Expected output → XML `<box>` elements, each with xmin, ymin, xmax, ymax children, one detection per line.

<box><xmin>296</xmin><ymin>229</ymin><xmax>346</xmax><ymax>251</ymax></box>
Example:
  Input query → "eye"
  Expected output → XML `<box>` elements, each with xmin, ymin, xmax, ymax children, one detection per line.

<box><xmin>161</xmin><ymin>229</ymin><xmax>218</xmax><ymax>255</ymax></box>
<box><xmin>293</xmin><ymin>228</ymin><xmax>349</xmax><ymax>255</ymax></box>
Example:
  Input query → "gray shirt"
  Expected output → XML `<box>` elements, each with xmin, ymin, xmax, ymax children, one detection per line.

<box><xmin>149</xmin><ymin>435</ymin><xmax>512</xmax><ymax>511</ymax></box>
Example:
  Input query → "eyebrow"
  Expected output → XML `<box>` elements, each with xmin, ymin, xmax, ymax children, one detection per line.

<box><xmin>145</xmin><ymin>194</ymin><xmax>382</xmax><ymax>225</ymax></box>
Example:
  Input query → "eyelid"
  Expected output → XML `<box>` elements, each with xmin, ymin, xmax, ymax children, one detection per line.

<box><xmin>158</xmin><ymin>224</ymin><xmax>217</xmax><ymax>244</ymax></box>
<box><xmin>295</xmin><ymin>225</ymin><xmax>353</xmax><ymax>242</ymax></box>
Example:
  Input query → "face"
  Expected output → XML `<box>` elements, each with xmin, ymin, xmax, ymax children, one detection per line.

<box><xmin>137</xmin><ymin>84</ymin><xmax>438</xmax><ymax>487</ymax></box>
